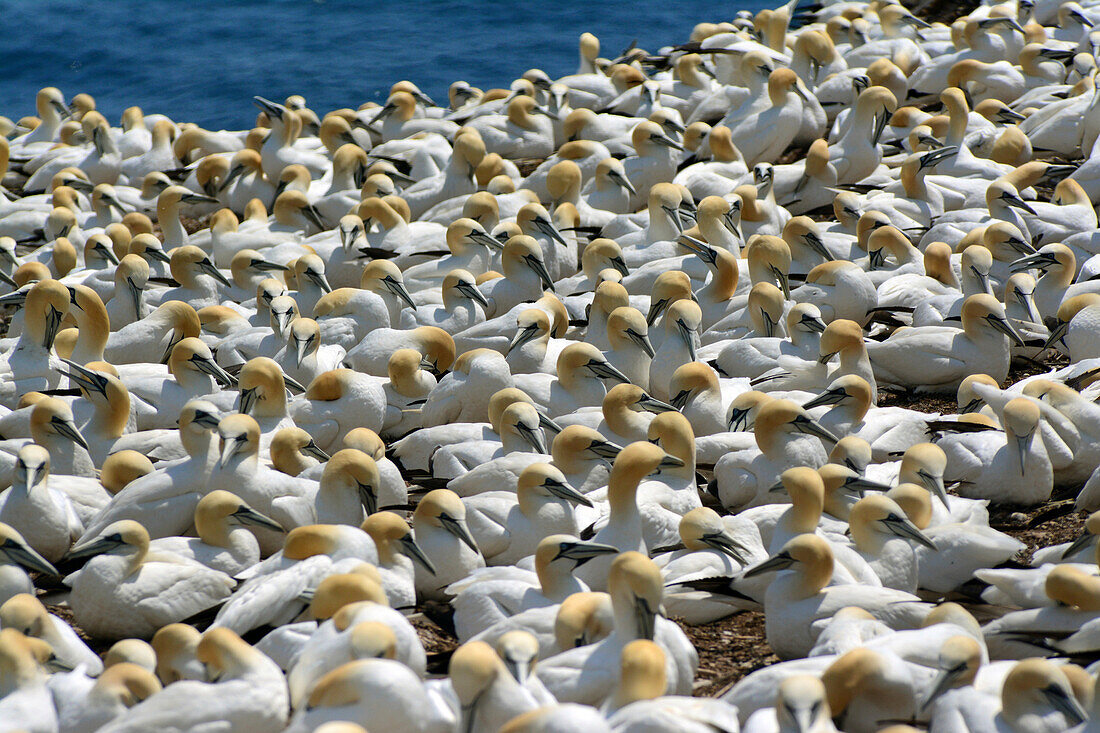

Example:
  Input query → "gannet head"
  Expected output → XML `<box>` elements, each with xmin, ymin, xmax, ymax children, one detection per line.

<box><xmin>607</xmin><ymin>306</ymin><xmax>654</xmax><ymax>358</ymax></box>
<box><xmin>849</xmin><ymin>494</ymin><xmax>937</xmax><ymax>551</ymax></box>
<box><xmin>194</xmin><ymin>490</ymin><xmax>283</xmax><ymax>544</ymax></box>
<box><xmin>607</xmin><ymin>639</ymin><xmax>666</xmax><ymax>712</ymax></box>
<box><xmin>413</xmin><ymin>489</ymin><xmax>479</xmax><ymax>553</ymax></box>
<box><xmin>29</xmin><ymin>398</ymin><xmax>88</xmax><ymax>453</ymax></box>
<box><xmin>607</xmin><ymin>551</ymin><xmax>665</xmax><ymax>641</ymax></box>
<box><xmin>1000</xmin><ymin>659</ymin><xmax>1087</xmax><ymax>727</ymax></box>
<box><xmin>216</xmin><ymin>413</ymin><xmax>261</xmax><ymax>467</ymax></box>
<box><xmin>362</xmin><ymin>512</ymin><xmax>433</xmax><ymax>574</ymax></box>
<box><xmin>679</xmin><ymin>507</ymin><xmax>749</xmax><ymax>563</ymax></box>
<box><xmin>921</xmin><ymin>635</ymin><xmax>983</xmax><ymax>712</ymax></box>
<box><xmin>235</xmin><ymin>357</ymin><xmax>287</xmax><ymax>417</ymax></box>
<box><xmin>554</xmin><ymin>591</ymin><xmax>614</xmax><ymax>650</ymax></box>
<box><xmin>103</xmin><ymin>638</ymin><xmax>156</xmax><ymax>673</ymax></box>
<box><xmin>311</xmin><ymin>569</ymin><xmax>387</xmax><ymax>620</ymax></box>
<box><xmin>322</xmin><ymin>449</ymin><xmax>381</xmax><ymax>516</ymax></box>
<box><xmin>0</xmin><ymin>523</ymin><xmax>56</xmax><ymax>577</ymax></box>
<box><xmin>66</xmin><ymin>520</ymin><xmax>150</xmax><ymax>566</ymax></box>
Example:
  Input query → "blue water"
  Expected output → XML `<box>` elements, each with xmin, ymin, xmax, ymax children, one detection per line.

<box><xmin>1</xmin><ymin>0</ymin><xmax>769</xmax><ymax>131</ymax></box>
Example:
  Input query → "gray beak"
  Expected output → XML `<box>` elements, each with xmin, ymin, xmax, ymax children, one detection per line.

<box><xmin>43</xmin><ymin>305</ymin><xmax>64</xmax><ymax>350</ymax></box>
<box><xmin>744</xmin><ymin>550</ymin><xmax>795</xmax><ymax>578</ymax></box>
<box><xmin>438</xmin><ymin>512</ymin><xmax>479</xmax><ymax>553</ymax></box>
<box><xmin>507</xmin><ymin>323</ymin><xmax>542</xmax><ymax>355</ymax></box>
<box><xmin>882</xmin><ymin>513</ymin><xmax>938</xmax><ymax>550</ymax></box>
<box><xmin>535</xmin><ymin>216</ymin><xmax>568</xmax><ymax>247</ymax></box>
<box><xmin>400</xmin><ymin>533</ymin><xmax>437</xmax><ymax>575</ymax></box>
<box><xmin>638</xmin><ymin>393</ymin><xmax>677</xmax><ymax>413</ymax></box>
<box><xmin>986</xmin><ymin>314</ymin><xmax>1026</xmax><ymax>346</ymax></box>
<box><xmin>220</xmin><ymin>434</ymin><xmax>249</xmax><ymax>467</ymax></box>
<box><xmin>0</xmin><ymin>538</ymin><xmax>57</xmax><ymax>576</ymax></box>
<box><xmin>676</xmin><ymin>318</ymin><xmax>697</xmax><ymax>362</ymax></box>
<box><xmin>1041</xmin><ymin>684</ymin><xmax>1087</xmax><ymax>725</ymax></box>
<box><xmin>586</xmin><ymin>357</ymin><xmax>631</xmax><ymax>385</ymax></box>
<box><xmin>515</xmin><ymin>422</ymin><xmax>548</xmax><ymax>454</ymax></box>
<box><xmin>917</xmin><ymin>468</ymin><xmax>951</xmax><ymax>509</ymax></box>
<box><xmin>294</xmin><ymin>334</ymin><xmax>315</xmax><ymax>368</ymax></box>
<box><xmin>65</xmin><ymin>532</ymin><xmax>126</xmax><ymax>561</ymax></box>
<box><xmin>305</xmin><ymin>269</ymin><xmax>332</xmax><ymax>294</ymax></box>
<box><xmin>200</xmin><ymin>259</ymin><xmax>233</xmax><ymax>288</ymax></box>
<box><xmin>52</xmin><ymin>415</ymin><xmax>90</xmax><ymax>452</ymax></box>
<box><xmin>253</xmin><ymin>96</ymin><xmax>285</xmax><ymax>119</ymax></box>
<box><xmin>191</xmin><ymin>354</ymin><xmax>236</xmax><ymax>387</ymax></box>
<box><xmin>524</xmin><ymin>254</ymin><xmax>555</xmax><ymax>291</ymax></box>
<box><xmin>302</xmin><ymin>440</ymin><xmax>330</xmax><ymax>462</ymax></box>
<box><xmin>543</xmin><ymin>477</ymin><xmax>593</xmax><ymax>507</ymax></box>
<box><xmin>231</xmin><ymin>505</ymin><xmax>285</xmax><ymax>533</ymax></box>
<box><xmin>700</xmin><ymin>531</ymin><xmax>751</xmax><ymax>564</ymax></box>
<box><xmin>554</xmin><ymin>540</ymin><xmax>619</xmax><ymax>565</ymax></box>
<box><xmin>382</xmin><ymin>275</ymin><xmax>417</xmax><ymax>310</ymax></box>
<box><xmin>792</xmin><ymin>414</ymin><xmax>839</xmax><ymax>444</ymax></box>
<box><xmin>625</xmin><ymin>328</ymin><xmax>655</xmax><ymax>358</ymax></box>
<box><xmin>802</xmin><ymin>387</ymin><xmax>848</xmax><ymax>411</ymax></box>
<box><xmin>358</xmin><ymin>480</ymin><xmax>378</xmax><ymax>516</ymax></box>
<box><xmin>236</xmin><ymin>387</ymin><xmax>259</xmax><ymax>416</ymax></box>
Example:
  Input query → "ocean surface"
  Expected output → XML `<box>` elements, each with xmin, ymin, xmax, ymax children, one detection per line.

<box><xmin>1</xmin><ymin>0</ymin><xmax>771</xmax><ymax>131</ymax></box>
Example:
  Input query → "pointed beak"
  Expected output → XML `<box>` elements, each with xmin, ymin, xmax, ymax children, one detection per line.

<box><xmin>192</xmin><ymin>354</ymin><xmax>236</xmax><ymax>387</ymax></box>
<box><xmin>646</xmin><ymin>298</ymin><xmax>669</xmax><ymax>327</ymax></box>
<box><xmin>802</xmin><ymin>388</ymin><xmax>847</xmax><ymax>411</ymax></box>
<box><xmin>669</xmin><ymin>388</ymin><xmax>692</xmax><ymax>411</ymax></box>
<box><xmin>792</xmin><ymin>414</ymin><xmax>839</xmax><ymax>444</ymax></box>
<box><xmin>65</xmin><ymin>534</ymin><xmax>125</xmax><ymax>561</ymax></box>
<box><xmin>917</xmin><ymin>468</ymin><xmax>951</xmax><ymax>509</ymax></box>
<box><xmin>381</xmin><ymin>275</ymin><xmax>416</xmax><ymax>310</ymax></box>
<box><xmin>305</xmin><ymin>268</ymin><xmax>332</xmax><ymax>294</ymax></box>
<box><xmin>543</xmin><ymin>477</ymin><xmax>593</xmax><ymax>507</ymax></box>
<box><xmin>200</xmin><ymin>259</ymin><xmax>233</xmax><ymax>288</ymax></box>
<box><xmin>1062</xmin><ymin>530</ymin><xmax>1096</xmax><ymax>560</ymax></box>
<box><xmin>883</xmin><ymin>514</ymin><xmax>938</xmax><ymax>550</ymax></box>
<box><xmin>302</xmin><ymin>440</ymin><xmax>329</xmax><ymax>462</ymax></box>
<box><xmin>236</xmin><ymin>387</ymin><xmax>258</xmax><ymax>416</ymax></box>
<box><xmin>515</xmin><ymin>423</ymin><xmax>548</xmax><ymax>454</ymax></box>
<box><xmin>358</xmin><ymin>480</ymin><xmax>378</xmax><ymax>516</ymax></box>
<box><xmin>585</xmin><ymin>358</ymin><xmax>631</xmax><ymax>384</ymax></box>
<box><xmin>1003</xmin><ymin>194</ymin><xmax>1037</xmax><ymax>215</ymax></box>
<box><xmin>524</xmin><ymin>254</ymin><xmax>555</xmax><ymax>291</ymax></box>
<box><xmin>1041</xmin><ymin>684</ymin><xmax>1087</xmax><ymax>725</ymax></box>
<box><xmin>253</xmin><ymin>96</ymin><xmax>285</xmax><ymax>119</ymax></box>
<box><xmin>1014</xmin><ymin>428</ymin><xmax>1034</xmax><ymax>476</ymax></box>
<box><xmin>920</xmin><ymin>666</ymin><xmax>963</xmax><ymax>714</ymax></box>
<box><xmin>744</xmin><ymin>551</ymin><xmax>794</xmax><ymax>578</ymax></box>
<box><xmin>126</xmin><ymin>277</ymin><xmax>144</xmax><ymax>319</ymax></box>
<box><xmin>555</xmin><ymin>540</ymin><xmax>619</xmax><ymax>564</ymax></box>
<box><xmin>677</xmin><ymin>318</ymin><xmax>697</xmax><ymax>362</ymax></box>
<box><xmin>638</xmin><ymin>393</ymin><xmax>677</xmax><ymax>413</ymax></box>
<box><xmin>0</xmin><ymin>539</ymin><xmax>57</xmax><ymax>576</ymax></box>
<box><xmin>626</xmin><ymin>328</ymin><xmax>655</xmax><ymax>358</ymax></box>
<box><xmin>52</xmin><ymin>415</ymin><xmax>90</xmax><ymax>452</ymax></box>
<box><xmin>609</xmin><ymin>169</ymin><xmax>636</xmax><ymax>197</ymax></box>
<box><xmin>587</xmin><ymin>439</ymin><xmax>623</xmax><ymax>461</ymax></box>
<box><xmin>43</xmin><ymin>305</ymin><xmax>64</xmax><ymax>350</ymax></box>
<box><xmin>700</xmin><ymin>531</ymin><xmax>751</xmax><ymax>564</ymax></box>
<box><xmin>507</xmin><ymin>323</ymin><xmax>542</xmax><ymax>355</ymax></box>
<box><xmin>438</xmin><ymin>512</ymin><xmax>479</xmax><ymax>553</ymax></box>
<box><xmin>535</xmin><ymin>216</ymin><xmax>568</xmax><ymax>247</ymax></box>
<box><xmin>400</xmin><ymin>533</ymin><xmax>436</xmax><ymax>575</ymax></box>
<box><xmin>231</xmin><ymin>505</ymin><xmax>285</xmax><ymax>533</ymax></box>
<box><xmin>220</xmin><ymin>434</ymin><xmax>248</xmax><ymax>467</ymax></box>
<box><xmin>294</xmin><ymin>334</ymin><xmax>313</xmax><ymax>368</ymax></box>
<box><xmin>987</xmin><ymin>314</ymin><xmax>1026</xmax><ymax>346</ymax></box>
